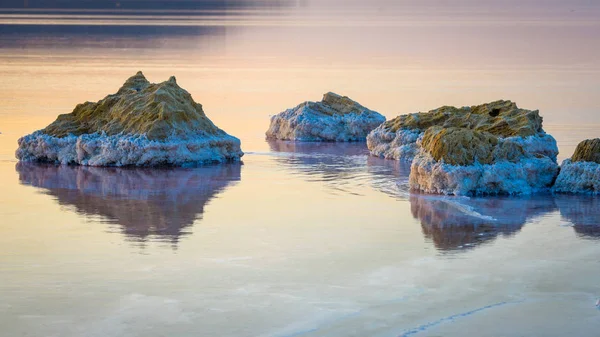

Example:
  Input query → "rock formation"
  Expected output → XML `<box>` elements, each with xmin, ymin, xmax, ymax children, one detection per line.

<box><xmin>553</xmin><ymin>139</ymin><xmax>600</xmax><ymax>194</ymax></box>
<box><xmin>367</xmin><ymin>100</ymin><xmax>554</xmax><ymax>161</ymax></box>
<box><xmin>265</xmin><ymin>92</ymin><xmax>385</xmax><ymax>142</ymax></box>
<box><xmin>367</xmin><ymin>100</ymin><xmax>558</xmax><ymax>195</ymax></box>
<box><xmin>16</xmin><ymin>71</ymin><xmax>243</xmax><ymax>166</ymax></box>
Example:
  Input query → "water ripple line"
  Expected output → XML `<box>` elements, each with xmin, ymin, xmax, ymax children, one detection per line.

<box><xmin>399</xmin><ymin>299</ymin><xmax>524</xmax><ymax>337</ymax></box>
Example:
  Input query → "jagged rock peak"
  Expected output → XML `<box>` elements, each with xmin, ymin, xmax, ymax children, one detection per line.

<box><xmin>120</xmin><ymin>71</ymin><xmax>151</xmax><ymax>92</ymax></box>
<box><xmin>571</xmin><ymin>138</ymin><xmax>600</xmax><ymax>164</ymax></box>
<box><xmin>41</xmin><ymin>72</ymin><xmax>220</xmax><ymax>140</ymax></box>
<box><xmin>304</xmin><ymin>92</ymin><xmax>371</xmax><ymax>116</ymax></box>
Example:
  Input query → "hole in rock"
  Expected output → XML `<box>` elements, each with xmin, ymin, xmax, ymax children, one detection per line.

<box><xmin>489</xmin><ymin>108</ymin><xmax>501</xmax><ymax>117</ymax></box>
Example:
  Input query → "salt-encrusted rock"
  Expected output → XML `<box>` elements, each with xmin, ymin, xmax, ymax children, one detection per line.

<box><xmin>410</xmin><ymin>131</ymin><xmax>558</xmax><ymax>196</ymax></box>
<box><xmin>553</xmin><ymin>139</ymin><xmax>600</xmax><ymax>194</ymax></box>
<box><xmin>265</xmin><ymin>92</ymin><xmax>385</xmax><ymax>142</ymax></box>
<box><xmin>399</xmin><ymin>101</ymin><xmax>559</xmax><ymax>195</ymax></box>
<box><xmin>367</xmin><ymin>100</ymin><xmax>548</xmax><ymax>161</ymax></box>
<box><xmin>16</xmin><ymin>72</ymin><xmax>243</xmax><ymax>166</ymax></box>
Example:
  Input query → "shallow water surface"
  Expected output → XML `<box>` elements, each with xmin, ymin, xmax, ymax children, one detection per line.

<box><xmin>1</xmin><ymin>2</ymin><xmax>600</xmax><ymax>336</ymax></box>
<box><xmin>2</xmin><ymin>141</ymin><xmax>600</xmax><ymax>337</ymax></box>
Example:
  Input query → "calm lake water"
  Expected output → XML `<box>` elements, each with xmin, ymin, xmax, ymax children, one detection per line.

<box><xmin>1</xmin><ymin>2</ymin><xmax>600</xmax><ymax>336</ymax></box>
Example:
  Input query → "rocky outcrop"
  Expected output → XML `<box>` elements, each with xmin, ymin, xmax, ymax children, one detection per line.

<box><xmin>553</xmin><ymin>139</ymin><xmax>600</xmax><ymax>194</ymax></box>
<box><xmin>16</xmin><ymin>71</ymin><xmax>243</xmax><ymax>166</ymax></box>
<box><xmin>265</xmin><ymin>92</ymin><xmax>385</xmax><ymax>142</ymax></box>
<box><xmin>377</xmin><ymin>100</ymin><xmax>559</xmax><ymax>195</ymax></box>
<box><xmin>367</xmin><ymin>100</ymin><xmax>548</xmax><ymax>160</ymax></box>
<box><xmin>570</xmin><ymin>139</ymin><xmax>600</xmax><ymax>164</ymax></box>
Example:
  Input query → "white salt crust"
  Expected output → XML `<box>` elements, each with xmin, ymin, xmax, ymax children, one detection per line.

<box><xmin>553</xmin><ymin>159</ymin><xmax>600</xmax><ymax>194</ymax></box>
<box><xmin>16</xmin><ymin>131</ymin><xmax>243</xmax><ymax>167</ymax></box>
<box><xmin>409</xmin><ymin>153</ymin><xmax>558</xmax><ymax>196</ymax></box>
<box><xmin>506</xmin><ymin>133</ymin><xmax>559</xmax><ymax>161</ymax></box>
<box><xmin>366</xmin><ymin>128</ymin><xmax>422</xmax><ymax>161</ymax></box>
<box><xmin>408</xmin><ymin>134</ymin><xmax>560</xmax><ymax>196</ymax></box>
<box><xmin>265</xmin><ymin>103</ymin><xmax>385</xmax><ymax>142</ymax></box>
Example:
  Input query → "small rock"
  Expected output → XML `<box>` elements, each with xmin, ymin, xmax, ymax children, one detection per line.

<box><xmin>553</xmin><ymin>139</ymin><xmax>600</xmax><ymax>194</ymax></box>
<box><xmin>266</xmin><ymin>92</ymin><xmax>385</xmax><ymax>142</ymax></box>
<box><xmin>571</xmin><ymin>138</ymin><xmax>600</xmax><ymax>164</ymax></box>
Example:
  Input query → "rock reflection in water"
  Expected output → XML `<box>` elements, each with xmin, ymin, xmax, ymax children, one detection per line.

<box><xmin>267</xmin><ymin>139</ymin><xmax>368</xmax><ymax>157</ymax></box>
<box><xmin>366</xmin><ymin>156</ymin><xmax>412</xmax><ymax>199</ymax></box>
<box><xmin>267</xmin><ymin>140</ymin><xmax>370</xmax><ymax>194</ymax></box>
<box><xmin>267</xmin><ymin>140</ymin><xmax>413</xmax><ymax>198</ymax></box>
<box><xmin>410</xmin><ymin>194</ymin><xmax>558</xmax><ymax>252</ymax></box>
<box><xmin>555</xmin><ymin>195</ymin><xmax>600</xmax><ymax>239</ymax></box>
<box><xmin>16</xmin><ymin>162</ymin><xmax>241</xmax><ymax>246</ymax></box>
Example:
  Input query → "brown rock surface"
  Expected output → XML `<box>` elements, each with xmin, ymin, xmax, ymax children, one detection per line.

<box><xmin>306</xmin><ymin>92</ymin><xmax>369</xmax><ymax>116</ymax></box>
<box><xmin>420</xmin><ymin>127</ymin><xmax>498</xmax><ymax>166</ymax></box>
<box><xmin>42</xmin><ymin>71</ymin><xmax>222</xmax><ymax>140</ymax></box>
<box><xmin>382</xmin><ymin>100</ymin><xmax>542</xmax><ymax>138</ymax></box>
<box><xmin>571</xmin><ymin>138</ymin><xmax>600</xmax><ymax>164</ymax></box>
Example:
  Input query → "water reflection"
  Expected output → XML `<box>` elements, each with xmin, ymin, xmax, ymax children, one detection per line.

<box><xmin>0</xmin><ymin>0</ymin><xmax>295</xmax><ymax>50</ymax></box>
<box><xmin>16</xmin><ymin>162</ymin><xmax>241</xmax><ymax>247</ymax></box>
<box><xmin>366</xmin><ymin>155</ymin><xmax>412</xmax><ymax>199</ymax></box>
<box><xmin>555</xmin><ymin>194</ymin><xmax>600</xmax><ymax>239</ymax></box>
<box><xmin>1</xmin><ymin>0</ymin><xmax>293</xmax><ymax>10</ymax></box>
<box><xmin>266</xmin><ymin>139</ymin><xmax>599</xmax><ymax>251</ymax></box>
<box><xmin>267</xmin><ymin>140</ymin><xmax>412</xmax><ymax>197</ymax></box>
<box><xmin>410</xmin><ymin>194</ymin><xmax>558</xmax><ymax>252</ymax></box>
<box><xmin>267</xmin><ymin>140</ymin><xmax>369</xmax><ymax>194</ymax></box>
<box><xmin>267</xmin><ymin>140</ymin><xmax>369</xmax><ymax>157</ymax></box>
<box><xmin>0</xmin><ymin>15</ymin><xmax>230</xmax><ymax>51</ymax></box>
